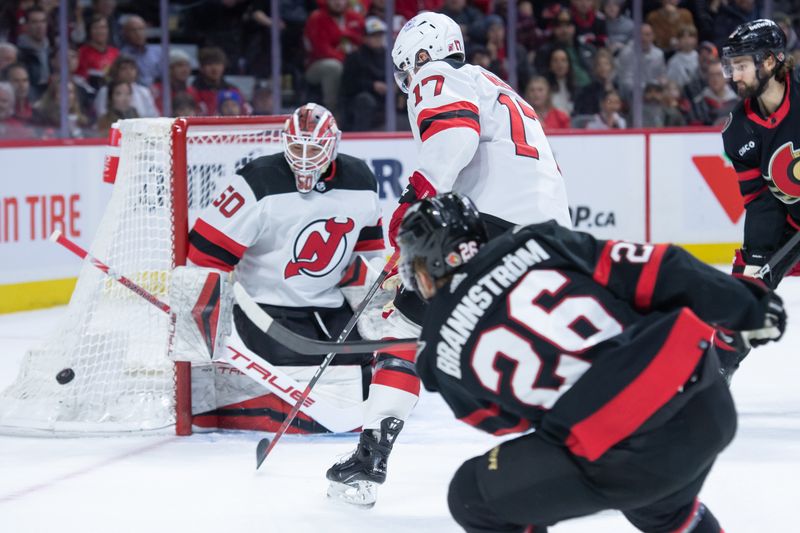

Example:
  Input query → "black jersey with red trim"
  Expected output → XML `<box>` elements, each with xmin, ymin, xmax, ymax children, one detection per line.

<box><xmin>416</xmin><ymin>222</ymin><xmax>772</xmax><ymax>461</ymax></box>
<box><xmin>722</xmin><ymin>67</ymin><xmax>800</xmax><ymax>257</ymax></box>
<box><xmin>188</xmin><ymin>153</ymin><xmax>384</xmax><ymax>308</ymax></box>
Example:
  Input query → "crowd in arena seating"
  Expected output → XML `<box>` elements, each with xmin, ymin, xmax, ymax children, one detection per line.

<box><xmin>0</xmin><ymin>0</ymin><xmax>798</xmax><ymax>138</ymax></box>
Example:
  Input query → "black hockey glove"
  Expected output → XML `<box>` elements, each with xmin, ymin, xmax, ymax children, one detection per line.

<box><xmin>743</xmin><ymin>291</ymin><xmax>786</xmax><ymax>348</ymax></box>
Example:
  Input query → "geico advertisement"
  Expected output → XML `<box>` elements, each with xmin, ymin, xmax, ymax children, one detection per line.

<box><xmin>0</xmin><ymin>145</ymin><xmax>110</xmax><ymax>284</ymax></box>
<box><xmin>649</xmin><ymin>132</ymin><xmax>743</xmax><ymax>243</ymax></box>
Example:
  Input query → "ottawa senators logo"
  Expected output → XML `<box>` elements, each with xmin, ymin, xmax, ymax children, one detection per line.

<box><xmin>284</xmin><ymin>217</ymin><xmax>355</xmax><ymax>279</ymax></box>
<box><xmin>767</xmin><ymin>141</ymin><xmax>800</xmax><ymax>200</ymax></box>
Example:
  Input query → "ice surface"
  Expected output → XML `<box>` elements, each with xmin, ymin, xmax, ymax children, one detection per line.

<box><xmin>1</xmin><ymin>279</ymin><xmax>799</xmax><ymax>532</ymax></box>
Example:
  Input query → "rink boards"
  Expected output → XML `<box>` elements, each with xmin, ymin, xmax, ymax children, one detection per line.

<box><xmin>0</xmin><ymin>127</ymin><xmax>741</xmax><ymax>312</ymax></box>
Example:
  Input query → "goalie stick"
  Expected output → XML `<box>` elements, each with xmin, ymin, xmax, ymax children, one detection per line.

<box><xmin>49</xmin><ymin>230</ymin><xmax>367</xmax><ymax>434</ymax></box>
<box><xmin>247</xmin><ymin>251</ymin><xmax>412</xmax><ymax>469</ymax></box>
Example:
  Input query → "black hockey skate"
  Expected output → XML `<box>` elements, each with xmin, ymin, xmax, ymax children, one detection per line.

<box><xmin>326</xmin><ymin>417</ymin><xmax>404</xmax><ymax>508</ymax></box>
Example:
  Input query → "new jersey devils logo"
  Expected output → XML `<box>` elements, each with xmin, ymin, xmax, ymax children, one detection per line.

<box><xmin>284</xmin><ymin>217</ymin><xmax>355</xmax><ymax>278</ymax></box>
<box><xmin>767</xmin><ymin>141</ymin><xmax>800</xmax><ymax>200</ymax></box>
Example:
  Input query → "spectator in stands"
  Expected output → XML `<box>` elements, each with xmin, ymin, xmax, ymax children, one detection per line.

<box><xmin>535</xmin><ymin>9</ymin><xmax>592</xmax><ymax>90</ymax></box>
<box><xmin>515</xmin><ymin>1</ymin><xmax>546</xmax><ymax>57</ymax></box>
<box><xmin>483</xmin><ymin>14</ymin><xmax>530</xmax><ymax>85</ymax></box>
<box><xmin>341</xmin><ymin>16</ymin><xmax>388</xmax><ymax>131</ymax></box>
<box><xmin>304</xmin><ymin>0</ymin><xmax>364</xmax><ymax>115</ymax></box>
<box><xmin>524</xmin><ymin>75</ymin><xmax>571</xmax><ymax>131</ymax></box>
<box><xmin>186</xmin><ymin>0</ymin><xmax>249</xmax><ymax>72</ymax></box>
<box><xmin>217</xmin><ymin>89</ymin><xmax>244</xmax><ymax>116</ymax></box>
<box><xmin>646</xmin><ymin>0</ymin><xmax>694</xmax><ymax>52</ymax></box>
<box><xmin>684</xmin><ymin>40</ymin><xmax>718</xmax><ymax>101</ymax></box>
<box><xmin>712</xmin><ymin>0</ymin><xmax>757</xmax><ymax>49</ymax></box>
<box><xmin>96</xmin><ymin>79</ymin><xmax>137</xmax><ymax>132</ymax></box>
<box><xmin>83</xmin><ymin>0</ymin><xmax>122</xmax><ymax>48</ymax></box>
<box><xmin>152</xmin><ymin>49</ymin><xmax>199</xmax><ymax>115</ymax></box>
<box><xmin>775</xmin><ymin>13</ymin><xmax>799</xmax><ymax>55</ymax></box>
<box><xmin>95</xmin><ymin>55</ymin><xmax>158</xmax><ymax>118</ymax></box>
<box><xmin>616</xmin><ymin>23</ymin><xmax>666</xmax><ymax>97</ymax></box>
<box><xmin>245</xmin><ymin>0</ymin><xmax>311</xmax><ymax>84</ymax></box>
<box><xmin>32</xmin><ymin>78</ymin><xmax>90</xmax><ymax>137</ymax></box>
<box><xmin>366</xmin><ymin>0</ymin><xmax>408</xmax><ymax>35</ymax></box>
<box><xmin>439</xmin><ymin>0</ymin><xmax>485</xmax><ymax>46</ymax></box>
<box><xmin>0</xmin><ymin>43</ymin><xmax>18</xmax><ymax>74</ymax></box>
<box><xmin>4</xmin><ymin>63</ymin><xmax>33</xmax><ymax>122</ymax></box>
<box><xmin>77</xmin><ymin>15</ymin><xmax>119</xmax><ymax>90</ymax></box>
<box><xmin>120</xmin><ymin>14</ymin><xmax>162</xmax><ymax>87</ymax></box>
<box><xmin>172</xmin><ymin>92</ymin><xmax>199</xmax><ymax>117</ymax></box>
<box><xmin>250</xmin><ymin>82</ymin><xmax>273</xmax><ymax>116</ymax></box>
<box><xmin>468</xmin><ymin>45</ymin><xmax>492</xmax><ymax>70</ymax></box>
<box><xmin>570</xmin><ymin>0</ymin><xmax>607</xmax><ymax>49</ymax></box>
<box><xmin>642</xmin><ymin>82</ymin><xmax>669</xmax><ymax>127</ymax></box>
<box><xmin>690</xmin><ymin>58</ymin><xmax>737</xmax><ymax>126</ymax></box>
<box><xmin>49</xmin><ymin>46</ymin><xmax>95</xmax><ymax>120</ymax></box>
<box><xmin>545</xmin><ymin>47</ymin><xmax>576</xmax><ymax>115</ymax></box>
<box><xmin>586</xmin><ymin>88</ymin><xmax>626</xmax><ymax>129</ymax></box>
<box><xmin>574</xmin><ymin>47</ymin><xmax>617</xmax><ymax>116</ymax></box>
<box><xmin>602</xmin><ymin>0</ymin><xmax>633</xmax><ymax>53</ymax></box>
<box><xmin>0</xmin><ymin>81</ymin><xmax>32</xmax><ymax>137</ymax></box>
<box><xmin>191</xmin><ymin>46</ymin><xmax>243</xmax><ymax>116</ymax></box>
<box><xmin>662</xmin><ymin>79</ymin><xmax>688</xmax><ymax>126</ymax></box>
<box><xmin>16</xmin><ymin>7</ymin><xmax>50</xmax><ymax>97</ymax></box>
<box><xmin>396</xmin><ymin>0</ymin><xmax>444</xmax><ymax>21</ymax></box>
<box><xmin>666</xmin><ymin>24</ymin><xmax>699</xmax><ymax>89</ymax></box>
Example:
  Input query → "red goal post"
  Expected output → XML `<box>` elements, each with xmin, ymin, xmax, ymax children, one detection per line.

<box><xmin>0</xmin><ymin>116</ymin><xmax>288</xmax><ymax>436</ymax></box>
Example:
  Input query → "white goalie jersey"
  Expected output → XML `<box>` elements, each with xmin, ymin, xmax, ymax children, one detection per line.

<box><xmin>187</xmin><ymin>153</ymin><xmax>385</xmax><ymax>309</ymax></box>
<box><xmin>407</xmin><ymin>59</ymin><xmax>571</xmax><ymax>228</ymax></box>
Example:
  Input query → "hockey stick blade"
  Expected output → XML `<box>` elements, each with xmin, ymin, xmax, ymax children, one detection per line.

<box><xmin>233</xmin><ymin>283</ymin><xmax>418</xmax><ymax>355</ymax></box>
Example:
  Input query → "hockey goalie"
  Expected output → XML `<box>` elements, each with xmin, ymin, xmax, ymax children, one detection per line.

<box><xmin>172</xmin><ymin>103</ymin><xmax>390</xmax><ymax>434</ymax></box>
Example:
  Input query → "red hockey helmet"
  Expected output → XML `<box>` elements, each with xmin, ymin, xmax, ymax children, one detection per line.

<box><xmin>282</xmin><ymin>103</ymin><xmax>341</xmax><ymax>193</ymax></box>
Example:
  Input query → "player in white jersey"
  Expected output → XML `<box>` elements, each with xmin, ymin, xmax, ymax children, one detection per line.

<box><xmin>187</xmin><ymin>103</ymin><xmax>386</xmax><ymax>431</ymax></box>
<box><xmin>325</xmin><ymin>12</ymin><xmax>572</xmax><ymax>507</ymax></box>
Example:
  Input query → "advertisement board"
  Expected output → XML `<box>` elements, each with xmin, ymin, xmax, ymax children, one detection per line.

<box><xmin>1</xmin><ymin>129</ymin><xmax>734</xmax><ymax>312</ymax></box>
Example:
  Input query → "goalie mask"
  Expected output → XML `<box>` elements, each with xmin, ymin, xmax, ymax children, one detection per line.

<box><xmin>392</xmin><ymin>12</ymin><xmax>464</xmax><ymax>93</ymax></box>
<box><xmin>282</xmin><ymin>103</ymin><xmax>341</xmax><ymax>193</ymax></box>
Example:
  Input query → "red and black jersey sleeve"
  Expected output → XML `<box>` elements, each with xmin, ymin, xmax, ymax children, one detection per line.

<box><xmin>526</xmin><ymin>222</ymin><xmax>775</xmax><ymax>333</ymax></box>
<box><xmin>353</xmin><ymin>218</ymin><xmax>384</xmax><ymax>252</ymax></box>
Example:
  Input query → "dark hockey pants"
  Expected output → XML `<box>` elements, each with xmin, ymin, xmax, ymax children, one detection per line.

<box><xmin>448</xmin><ymin>375</ymin><xmax>736</xmax><ymax>532</ymax></box>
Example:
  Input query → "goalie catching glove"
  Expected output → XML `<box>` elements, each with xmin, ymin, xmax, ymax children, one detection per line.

<box><xmin>169</xmin><ymin>266</ymin><xmax>234</xmax><ymax>362</ymax></box>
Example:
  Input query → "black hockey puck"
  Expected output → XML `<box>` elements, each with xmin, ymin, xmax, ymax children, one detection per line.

<box><xmin>56</xmin><ymin>368</ymin><xmax>75</xmax><ymax>384</ymax></box>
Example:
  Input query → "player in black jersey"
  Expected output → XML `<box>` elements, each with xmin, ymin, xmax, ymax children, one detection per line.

<box><xmin>721</xmin><ymin>19</ymin><xmax>800</xmax><ymax>285</ymax></box>
<box><xmin>396</xmin><ymin>193</ymin><xmax>786</xmax><ymax>533</ymax></box>
<box><xmin>718</xmin><ymin>19</ymin><xmax>800</xmax><ymax>377</ymax></box>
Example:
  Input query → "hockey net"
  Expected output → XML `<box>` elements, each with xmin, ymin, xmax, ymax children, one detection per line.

<box><xmin>0</xmin><ymin>116</ymin><xmax>286</xmax><ymax>435</ymax></box>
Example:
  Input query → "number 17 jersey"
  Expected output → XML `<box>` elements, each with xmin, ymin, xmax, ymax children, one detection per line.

<box><xmin>407</xmin><ymin>59</ymin><xmax>571</xmax><ymax>228</ymax></box>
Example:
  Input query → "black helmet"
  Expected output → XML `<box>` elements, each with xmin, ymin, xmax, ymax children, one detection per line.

<box><xmin>722</xmin><ymin>19</ymin><xmax>786</xmax><ymax>78</ymax></box>
<box><xmin>396</xmin><ymin>193</ymin><xmax>488</xmax><ymax>295</ymax></box>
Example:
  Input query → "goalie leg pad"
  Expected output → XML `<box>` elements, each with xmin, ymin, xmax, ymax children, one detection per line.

<box><xmin>170</xmin><ymin>266</ymin><xmax>233</xmax><ymax>362</ymax></box>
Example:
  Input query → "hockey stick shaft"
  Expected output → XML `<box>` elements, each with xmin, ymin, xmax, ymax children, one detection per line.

<box><xmin>756</xmin><ymin>229</ymin><xmax>800</xmax><ymax>282</ymax></box>
<box><xmin>253</xmin><ymin>251</ymin><xmax>400</xmax><ymax>469</ymax></box>
<box><xmin>50</xmin><ymin>230</ymin><xmax>172</xmax><ymax>314</ymax></box>
<box><xmin>50</xmin><ymin>230</ymin><xmax>360</xmax><ymax>432</ymax></box>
